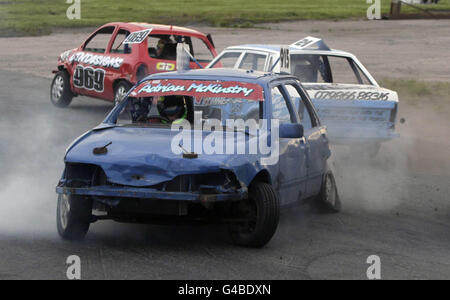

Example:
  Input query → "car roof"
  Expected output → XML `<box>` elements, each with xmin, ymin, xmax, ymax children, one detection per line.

<box><xmin>141</xmin><ymin>68</ymin><xmax>296</xmax><ymax>85</ymax></box>
<box><xmin>103</xmin><ymin>22</ymin><xmax>207</xmax><ymax>37</ymax></box>
<box><xmin>225</xmin><ymin>44</ymin><xmax>352</xmax><ymax>57</ymax></box>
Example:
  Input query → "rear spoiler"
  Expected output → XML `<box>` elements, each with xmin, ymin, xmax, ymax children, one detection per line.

<box><xmin>269</xmin><ymin>36</ymin><xmax>331</xmax><ymax>72</ymax></box>
<box><xmin>290</xmin><ymin>36</ymin><xmax>330</xmax><ymax>51</ymax></box>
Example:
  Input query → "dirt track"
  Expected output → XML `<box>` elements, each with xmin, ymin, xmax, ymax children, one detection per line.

<box><xmin>0</xmin><ymin>19</ymin><xmax>450</xmax><ymax>81</ymax></box>
<box><xmin>0</xmin><ymin>20</ymin><xmax>449</xmax><ymax>279</ymax></box>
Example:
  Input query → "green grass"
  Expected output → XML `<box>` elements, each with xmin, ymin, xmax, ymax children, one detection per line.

<box><xmin>1</xmin><ymin>0</ymin><xmax>450</xmax><ymax>37</ymax></box>
<box><xmin>380</xmin><ymin>78</ymin><xmax>450</xmax><ymax>110</ymax></box>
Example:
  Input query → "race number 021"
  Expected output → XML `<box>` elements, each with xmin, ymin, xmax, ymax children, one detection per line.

<box><xmin>73</xmin><ymin>65</ymin><xmax>105</xmax><ymax>92</ymax></box>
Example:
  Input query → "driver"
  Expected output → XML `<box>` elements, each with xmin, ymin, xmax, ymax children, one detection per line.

<box><xmin>156</xmin><ymin>37</ymin><xmax>171</xmax><ymax>58</ymax></box>
<box><xmin>148</xmin><ymin>95</ymin><xmax>187</xmax><ymax>124</ymax></box>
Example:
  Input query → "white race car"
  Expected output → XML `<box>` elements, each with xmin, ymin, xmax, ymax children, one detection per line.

<box><xmin>207</xmin><ymin>37</ymin><xmax>399</xmax><ymax>155</ymax></box>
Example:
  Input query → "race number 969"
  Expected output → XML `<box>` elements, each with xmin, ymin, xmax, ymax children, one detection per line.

<box><xmin>73</xmin><ymin>65</ymin><xmax>105</xmax><ymax>92</ymax></box>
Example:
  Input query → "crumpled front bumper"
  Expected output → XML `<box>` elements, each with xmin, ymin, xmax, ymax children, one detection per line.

<box><xmin>55</xmin><ymin>185</ymin><xmax>247</xmax><ymax>203</ymax></box>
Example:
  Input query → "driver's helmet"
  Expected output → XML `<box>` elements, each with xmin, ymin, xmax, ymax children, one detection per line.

<box><xmin>157</xmin><ymin>95</ymin><xmax>186</xmax><ymax>120</ymax></box>
<box><xmin>156</xmin><ymin>37</ymin><xmax>171</xmax><ymax>56</ymax></box>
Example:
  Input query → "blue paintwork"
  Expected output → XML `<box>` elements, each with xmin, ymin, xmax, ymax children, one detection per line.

<box><xmin>64</xmin><ymin>126</ymin><xmax>264</xmax><ymax>187</ymax></box>
<box><xmin>58</xmin><ymin>68</ymin><xmax>331</xmax><ymax>206</ymax></box>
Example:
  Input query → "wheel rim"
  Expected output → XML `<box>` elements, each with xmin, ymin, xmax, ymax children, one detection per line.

<box><xmin>114</xmin><ymin>85</ymin><xmax>127</xmax><ymax>106</ymax></box>
<box><xmin>52</xmin><ymin>75</ymin><xmax>64</xmax><ymax>101</ymax></box>
<box><xmin>59</xmin><ymin>194</ymin><xmax>70</xmax><ymax>230</ymax></box>
<box><xmin>325</xmin><ymin>174</ymin><xmax>336</xmax><ymax>206</ymax></box>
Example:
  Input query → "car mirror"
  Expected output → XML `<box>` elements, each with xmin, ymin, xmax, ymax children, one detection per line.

<box><xmin>279</xmin><ymin>123</ymin><xmax>304</xmax><ymax>139</ymax></box>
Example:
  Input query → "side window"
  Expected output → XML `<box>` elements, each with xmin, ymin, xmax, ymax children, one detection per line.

<box><xmin>84</xmin><ymin>26</ymin><xmax>115</xmax><ymax>53</ymax></box>
<box><xmin>284</xmin><ymin>84</ymin><xmax>316</xmax><ymax>130</ymax></box>
<box><xmin>267</xmin><ymin>56</ymin><xmax>273</xmax><ymax>71</ymax></box>
<box><xmin>110</xmin><ymin>29</ymin><xmax>132</xmax><ymax>54</ymax></box>
<box><xmin>190</xmin><ymin>37</ymin><xmax>214</xmax><ymax>62</ymax></box>
<box><xmin>353</xmin><ymin>62</ymin><xmax>372</xmax><ymax>85</ymax></box>
<box><xmin>239</xmin><ymin>53</ymin><xmax>267</xmax><ymax>71</ymax></box>
<box><xmin>271</xmin><ymin>86</ymin><xmax>295</xmax><ymax>124</ymax></box>
<box><xmin>327</xmin><ymin>56</ymin><xmax>361</xmax><ymax>84</ymax></box>
<box><xmin>290</xmin><ymin>54</ymin><xmax>329</xmax><ymax>83</ymax></box>
<box><xmin>147</xmin><ymin>35</ymin><xmax>176</xmax><ymax>59</ymax></box>
<box><xmin>210</xmin><ymin>52</ymin><xmax>242</xmax><ymax>68</ymax></box>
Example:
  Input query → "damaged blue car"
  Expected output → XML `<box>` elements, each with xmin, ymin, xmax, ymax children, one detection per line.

<box><xmin>56</xmin><ymin>68</ymin><xmax>340</xmax><ymax>247</ymax></box>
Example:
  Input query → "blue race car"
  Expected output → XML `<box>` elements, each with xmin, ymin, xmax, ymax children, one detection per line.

<box><xmin>56</xmin><ymin>68</ymin><xmax>340</xmax><ymax>247</ymax></box>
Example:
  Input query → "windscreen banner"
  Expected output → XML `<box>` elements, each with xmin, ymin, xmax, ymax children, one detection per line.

<box><xmin>130</xmin><ymin>79</ymin><xmax>264</xmax><ymax>101</ymax></box>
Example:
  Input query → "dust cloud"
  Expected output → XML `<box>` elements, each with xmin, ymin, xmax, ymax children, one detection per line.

<box><xmin>331</xmin><ymin>101</ymin><xmax>450</xmax><ymax>213</ymax></box>
<box><xmin>0</xmin><ymin>114</ymin><xmax>63</xmax><ymax>237</ymax></box>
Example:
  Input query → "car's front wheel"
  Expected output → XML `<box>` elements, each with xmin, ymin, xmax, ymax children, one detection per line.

<box><xmin>228</xmin><ymin>181</ymin><xmax>279</xmax><ymax>248</ymax></box>
<box><xmin>50</xmin><ymin>70</ymin><xmax>73</xmax><ymax>108</ymax></box>
<box><xmin>57</xmin><ymin>194</ymin><xmax>92</xmax><ymax>241</ymax></box>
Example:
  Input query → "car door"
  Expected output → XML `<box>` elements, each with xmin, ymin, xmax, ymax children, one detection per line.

<box><xmin>146</xmin><ymin>34</ymin><xmax>215</xmax><ymax>74</ymax></box>
<box><xmin>104</xmin><ymin>27</ymin><xmax>137</xmax><ymax>99</ymax></box>
<box><xmin>284</xmin><ymin>81</ymin><xmax>331</xmax><ymax>198</ymax></box>
<box><xmin>269</xmin><ymin>83</ymin><xmax>308</xmax><ymax>205</ymax></box>
<box><xmin>146</xmin><ymin>34</ymin><xmax>178</xmax><ymax>74</ymax></box>
<box><xmin>73</xmin><ymin>25</ymin><xmax>116</xmax><ymax>99</ymax></box>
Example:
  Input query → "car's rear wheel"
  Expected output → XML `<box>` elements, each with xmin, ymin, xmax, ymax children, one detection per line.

<box><xmin>50</xmin><ymin>70</ymin><xmax>73</xmax><ymax>108</ymax></box>
<box><xmin>228</xmin><ymin>181</ymin><xmax>279</xmax><ymax>248</ymax></box>
<box><xmin>114</xmin><ymin>81</ymin><xmax>132</xmax><ymax>107</ymax></box>
<box><xmin>57</xmin><ymin>194</ymin><xmax>92</xmax><ymax>241</ymax></box>
<box><xmin>315</xmin><ymin>169</ymin><xmax>341</xmax><ymax>213</ymax></box>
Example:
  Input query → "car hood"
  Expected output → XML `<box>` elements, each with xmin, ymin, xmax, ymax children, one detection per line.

<box><xmin>65</xmin><ymin>126</ymin><xmax>262</xmax><ymax>187</ymax></box>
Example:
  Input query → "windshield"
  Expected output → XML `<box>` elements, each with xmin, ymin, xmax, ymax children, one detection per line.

<box><xmin>114</xmin><ymin>79</ymin><xmax>264</xmax><ymax>128</ymax></box>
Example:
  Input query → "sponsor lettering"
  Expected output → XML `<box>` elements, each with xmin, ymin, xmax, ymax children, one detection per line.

<box><xmin>69</xmin><ymin>51</ymin><xmax>124</xmax><ymax>69</ymax></box>
<box><xmin>313</xmin><ymin>90</ymin><xmax>390</xmax><ymax>101</ymax></box>
<box><xmin>137</xmin><ymin>82</ymin><xmax>256</xmax><ymax>98</ymax></box>
<box><xmin>156</xmin><ymin>62</ymin><xmax>175</xmax><ymax>71</ymax></box>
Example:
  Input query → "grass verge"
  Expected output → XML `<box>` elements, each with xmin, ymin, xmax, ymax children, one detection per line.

<box><xmin>1</xmin><ymin>0</ymin><xmax>450</xmax><ymax>37</ymax></box>
<box><xmin>380</xmin><ymin>78</ymin><xmax>450</xmax><ymax>112</ymax></box>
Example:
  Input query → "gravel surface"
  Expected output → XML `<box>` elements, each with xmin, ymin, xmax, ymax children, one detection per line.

<box><xmin>0</xmin><ymin>20</ymin><xmax>449</xmax><ymax>279</ymax></box>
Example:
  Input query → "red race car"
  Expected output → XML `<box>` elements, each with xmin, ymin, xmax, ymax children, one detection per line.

<box><xmin>50</xmin><ymin>22</ymin><xmax>217</xmax><ymax>107</ymax></box>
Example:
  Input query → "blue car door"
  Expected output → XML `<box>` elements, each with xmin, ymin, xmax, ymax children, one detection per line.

<box><xmin>269</xmin><ymin>83</ymin><xmax>308</xmax><ymax>205</ymax></box>
<box><xmin>283</xmin><ymin>82</ymin><xmax>331</xmax><ymax>198</ymax></box>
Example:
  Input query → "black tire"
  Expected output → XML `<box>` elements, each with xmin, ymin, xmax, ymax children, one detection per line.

<box><xmin>50</xmin><ymin>70</ymin><xmax>73</xmax><ymax>108</ymax></box>
<box><xmin>114</xmin><ymin>81</ymin><xmax>132</xmax><ymax>107</ymax></box>
<box><xmin>315</xmin><ymin>169</ymin><xmax>341</xmax><ymax>213</ymax></box>
<box><xmin>228</xmin><ymin>181</ymin><xmax>280</xmax><ymax>248</ymax></box>
<box><xmin>57</xmin><ymin>194</ymin><xmax>92</xmax><ymax>241</ymax></box>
